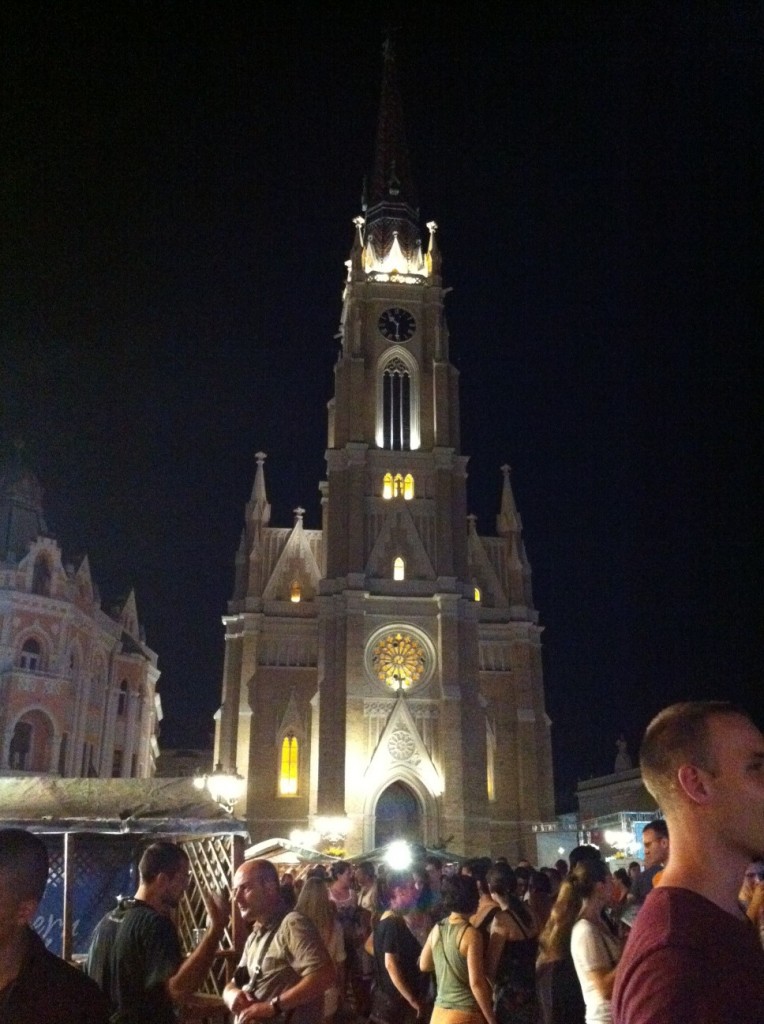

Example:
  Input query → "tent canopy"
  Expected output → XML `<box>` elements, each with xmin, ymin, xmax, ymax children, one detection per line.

<box><xmin>0</xmin><ymin>775</ymin><xmax>248</xmax><ymax>835</ymax></box>
<box><xmin>244</xmin><ymin>837</ymin><xmax>337</xmax><ymax>865</ymax></box>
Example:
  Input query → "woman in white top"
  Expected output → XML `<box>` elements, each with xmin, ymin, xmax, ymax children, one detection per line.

<box><xmin>568</xmin><ymin>859</ymin><xmax>621</xmax><ymax>1024</ymax></box>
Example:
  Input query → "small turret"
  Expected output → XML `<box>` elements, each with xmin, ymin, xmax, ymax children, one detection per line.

<box><xmin>248</xmin><ymin>451</ymin><xmax>271</xmax><ymax>527</ymax></box>
<box><xmin>0</xmin><ymin>441</ymin><xmax>48</xmax><ymax>563</ymax></box>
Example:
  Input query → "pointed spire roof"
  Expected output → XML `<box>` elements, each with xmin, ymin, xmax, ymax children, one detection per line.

<box><xmin>361</xmin><ymin>37</ymin><xmax>424</xmax><ymax>276</ymax></box>
<box><xmin>497</xmin><ymin>464</ymin><xmax>522</xmax><ymax>536</ymax></box>
<box><xmin>248</xmin><ymin>451</ymin><xmax>271</xmax><ymax>526</ymax></box>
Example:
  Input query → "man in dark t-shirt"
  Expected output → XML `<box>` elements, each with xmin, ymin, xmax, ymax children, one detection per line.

<box><xmin>87</xmin><ymin>841</ymin><xmax>227</xmax><ymax>1023</ymax></box>
<box><xmin>88</xmin><ymin>897</ymin><xmax>183</xmax><ymax>1024</ymax></box>
<box><xmin>613</xmin><ymin>702</ymin><xmax>764</xmax><ymax>1024</ymax></box>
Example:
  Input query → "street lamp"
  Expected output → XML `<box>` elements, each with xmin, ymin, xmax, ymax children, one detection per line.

<box><xmin>193</xmin><ymin>763</ymin><xmax>245</xmax><ymax>814</ymax></box>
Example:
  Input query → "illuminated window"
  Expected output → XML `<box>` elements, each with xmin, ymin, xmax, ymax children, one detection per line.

<box><xmin>393</xmin><ymin>557</ymin><xmax>405</xmax><ymax>581</ymax></box>
<box><xmin>403</xmin><ymin>474</ymin><xmax>414</xmax><ymax>499</ymax></box>
<box><xmin>382</xmin><ymin>473</ymin><xmax>393</xmax><ymax>499</ymax></box>
<box><xmin>474</xmin><ymin>586</ymin><xmax>481</xmax><ymax>602</ymax></box>
<box><xmin>371</xmin><ymin>631</ymin><xmax>427</xmax><ymax>691</ymax></box>
<box><xmin>279</xmin><ymin>735</ymin><xmax>299</xmax><ymax>796</ymax></box>
<box><xmin>290</xmin><ymin>580</ymin><xmax>301</xmax><ymax>603</ymax></box>
<box><xmin>486</xmin><ymin>720</ymin><xmax>496</xmax><ymax>802</ymax></box>
<box><xmin>383</xmin><ymin>358</ymin><xmax>411</xmax><ymax>450</ymax></box>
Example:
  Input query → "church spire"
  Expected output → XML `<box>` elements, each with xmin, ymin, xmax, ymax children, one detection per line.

<box><xmin>248</xmin><ymin>451</ymin><xmax>271</xmax><ymax>526</ymax></box>
<box><xmin>360</xmin><ymin>36</ymin><xmax>426</xmax><ymax>280</ymax></box>
<box><xmin>496</xmin><ymin>464</ymin><xmax>521</xmax><ymax>536</ymax></box>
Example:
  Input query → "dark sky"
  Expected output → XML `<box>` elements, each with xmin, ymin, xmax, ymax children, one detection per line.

<box><xmin>2</xmin><ymin>5</ymin><xmax>760</xmax><ymax>810</ymax></box>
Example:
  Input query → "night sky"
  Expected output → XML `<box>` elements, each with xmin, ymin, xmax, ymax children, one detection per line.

<box><xmin>2</xmin><ymin>5</ymin><xmax>760</xmax><ymax>810</ymax></box>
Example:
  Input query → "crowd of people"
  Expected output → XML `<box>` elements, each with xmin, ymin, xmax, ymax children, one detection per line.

<box><xmin>2</xmin><ymin>700</ymin><xmax>764</xmax><ymax>1024</ymax></box>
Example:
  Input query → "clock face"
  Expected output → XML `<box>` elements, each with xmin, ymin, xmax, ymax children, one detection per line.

<box><xmin>378</xmin><ymin>307</ymin><xmax>416</xmax><ymax>342</ymax></box>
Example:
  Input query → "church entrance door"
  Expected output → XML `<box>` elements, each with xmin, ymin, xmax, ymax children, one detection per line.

<box><xmin>374</xmin><ymin>781</ymin><xmax>422</xmax><ymax>847</ymax></box>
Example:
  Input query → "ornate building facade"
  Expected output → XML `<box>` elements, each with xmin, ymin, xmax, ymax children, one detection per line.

<box><xmin>0</xmin><ymin>454</ymin><xmax>161</xmax><ymax>779</ymax></box>
<box><xmin>215</xmin><ymin>49</ymin><xmax>554</xmax><ymax>858</ymax></box>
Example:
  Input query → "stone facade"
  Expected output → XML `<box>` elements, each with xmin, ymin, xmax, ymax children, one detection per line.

<box><xmin>214</xmin><ymin>49</ymin><xmax>555</xmax><ymax>859</ymax></box>
<box><xmin>0</xmin><ymin>455</ymin><xmax>161</xmax><ymax>779</ymax></box>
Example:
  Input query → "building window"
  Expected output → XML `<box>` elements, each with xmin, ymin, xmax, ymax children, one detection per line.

<box><xmin>58</xmin><ymin>733</ymin><xmax>68</xmax><ymax>776</ymax></box>
<box><xmin>382</xmin><ymin>358</ymin><xmax>411</xmax><ymax>450</ymax></box>
<box><xmin>18</xmin><ymin>638</ymin><xmax>42</xmax><ymax>671</ymax></box>
<box><xmin>486</xmin><ymin>719</ymin><xmax>497</xmax><ymax>802</ymax></box>
<box><xmin>117</xmin><ymin>681</ymin><xmax>128</xmax><ymax>716</ymax></box>
<box><xmin>383</xmin><ymin>473</ymin><xmax>415</xmax><ymax>499</ymax></box>
<box><xmin>279</xmin><ymin>735</ymin><xmax>299</xmax><ymax>796</ymax></box>
<box><xmin>371</xmin><ymin>631</ymin><xmax>427</xmax><ymax>691</ymax></box>
<box><xmin>290</xmin><ymin>580</ymin><xmax>302</xmax><ymax>603</ymax></box>
<box><xmin>393</xmin><ymin>556</ymin><xmax>405</xmax><ymax>581</ymax></box>
<box><xmin>112</xmin><ymin>749</ymin><xmax>123</xmax><ymax>778</ymax></box>
<box><xmin>32</xmin><ymin>554</ymin><xmax>52</xmax><ymax>596</ymax></box>
<box><xmin>474</xmin><ymin>586</ymin><xmax>481</xmax><ymax>602</ymax></box>
<box><xmin>81</xmin><ymin>740</ymin><xmax>97</xmax><ymax>776</ymax></box>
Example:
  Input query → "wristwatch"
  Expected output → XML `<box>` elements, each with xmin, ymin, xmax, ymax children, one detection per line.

<box><xmin>270</xmin><ymin>994</ymin><xmax>282</xmax><ymax>1016</ymax></box>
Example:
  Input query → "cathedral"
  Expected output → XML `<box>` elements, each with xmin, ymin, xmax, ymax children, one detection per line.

<box><xmin>214</xmin><ymin>47</ymin><xmax>554</xmax><ymax>859</ymax></box>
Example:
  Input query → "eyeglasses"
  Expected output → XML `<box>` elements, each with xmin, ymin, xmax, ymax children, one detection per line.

<box><xmin>745</xmin><ymin>871</ymin><xmax>764</xmax><ymax>880</ymax></box>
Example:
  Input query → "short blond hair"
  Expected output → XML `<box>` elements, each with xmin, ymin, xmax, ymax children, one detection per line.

<box><xmin>639</xmin><ymin>701</ymin><xmax>750</xmax><ymax>811</ymax></box>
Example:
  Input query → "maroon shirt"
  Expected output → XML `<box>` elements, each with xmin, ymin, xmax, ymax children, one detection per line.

<box><xmin>613</xmin><ymin>886</ymin><xmax>764</xmax><ymax>1024</ymax></box>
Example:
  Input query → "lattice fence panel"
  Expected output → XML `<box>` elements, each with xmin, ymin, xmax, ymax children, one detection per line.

<box><xmin>36</xmin><ymin>835</ymin><xmax>136</xmax><ymax>955</ymax></box>
<box><xmin>179</xmin><ymin>834</ymin><xmax>242</xmax><ymax>995</ymax></box>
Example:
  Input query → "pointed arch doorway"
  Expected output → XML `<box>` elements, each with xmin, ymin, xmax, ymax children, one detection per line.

<box><xmin>374</xmin><ymin>781</ymin><xmax>423</xmax><ymax>847</ymax></box>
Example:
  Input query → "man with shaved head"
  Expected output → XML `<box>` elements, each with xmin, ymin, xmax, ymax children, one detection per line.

<box><xmin>224</xmin><ymin>858</ymin><xmax>334</xmax><ymax>1021</ymax></box>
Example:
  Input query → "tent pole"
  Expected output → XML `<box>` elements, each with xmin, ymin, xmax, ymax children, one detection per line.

<box><xmin>62</xmin><ymin>832</ymin><xmax>73</xmax><ymax>960</ymax></box>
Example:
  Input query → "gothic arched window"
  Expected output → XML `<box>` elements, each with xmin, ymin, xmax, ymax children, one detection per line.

<box><xmin>117</xmin><ymin>680</ymin><xmax>128</xmax><ymax>716</ymax></box>
<box><xmin>403</xmin><ymin>473</ymin><xmax>414</xmax><ymax>499</ymax></box>
<box><xmin>279</xmin><ymin>735</ymin><xmax>299</xmax><ymax>796</ymax></box>
<box><xmin>393</xmin><ymin>556</ymin><xmax>405</xmax><ymax>581</ymax></box>
<box><xmin>290</xmin><ymin>580</ymin><xmax>302</xmax><ymax>603</ymax></box>
<box><xmin>383</xmin><ymin>358</ymin><xmax>411</xmax><ymax>450</ymax></box>
<box><xmin>382</xmin><ymin>473</ymin><xmax>393</xmax><ymax>499</ymax></box>
<box><xmin>18</xmin><ymin>638</ymin><xmax>42</xmax><ymax>671</ymax></box>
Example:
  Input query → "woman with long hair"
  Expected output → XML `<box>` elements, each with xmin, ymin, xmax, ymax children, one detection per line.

<box><xmin>537</xmin><ymin>859</ymin><xmax>620</xmax><ymax>1024</ymax></box>
<box><xmin>484</xmin><ymin>863</ymin><xmax>538</xmax><ymax>1024</ymax></box>
<box><xmin>295</xmin><ymin>877</ymin><xmax>345</xmax><ymax>1023</ymax></box>
<box><xmin>536</xmin><ymin>869</ymin><xmax>588</xmax><ymax>1024</ymax></box>
<box><xmin>368</xmin><ymin>872</ymin><xmax>428</xmax><ymax>1024</ymax></box>
<box><xmin>420</xmin><ymin>873</ymin><xmax>497</xmax><ymax>1024</ymax></box>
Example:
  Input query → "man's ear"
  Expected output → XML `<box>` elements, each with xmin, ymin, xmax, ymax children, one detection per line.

<box><xmin>676</xmin><ymin>764</ymin><xmax>713</xmax><ymax>804</ymax></box>
<box><xmin>16</xmin><ymin>897</ymin><xmax>38</xmax><ymax>927</ymax></box>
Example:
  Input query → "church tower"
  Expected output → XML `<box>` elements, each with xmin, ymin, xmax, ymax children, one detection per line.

<box><xmin>215</xmin><ymin>44</ymin><xmax>554</xmax><ymax>857</ymax></box>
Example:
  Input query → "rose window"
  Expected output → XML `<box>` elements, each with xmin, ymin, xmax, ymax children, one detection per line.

<box><xmin>371</xmin><ymin>631</ymin><xmax>427</xmax><ymax>690</ymax></box>
<box><xmin>388</xmin><ymin>729</ymin><xmax>416</xmax><ymax>761</ymax></box>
